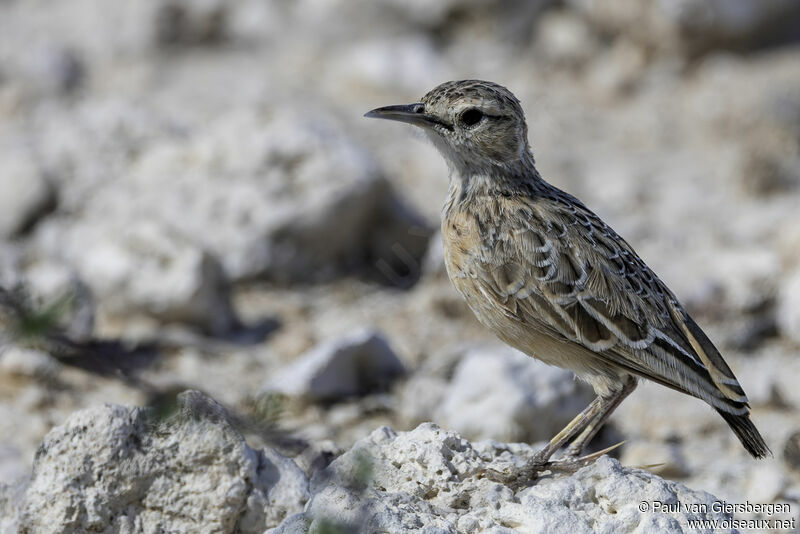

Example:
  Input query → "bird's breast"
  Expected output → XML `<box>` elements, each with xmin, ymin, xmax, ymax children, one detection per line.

<box><xmin>441</xmin><ymin>207</ymin><xmax>508</xmax><ymax>317</ymax></box>
<box><xmin>441</xmin><ymin>208</ymin><xmax>481</xmax><ymax>279</ymax></box>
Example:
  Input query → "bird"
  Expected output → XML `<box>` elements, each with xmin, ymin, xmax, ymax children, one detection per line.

<box><xmin>365</xmin><ymin>80</ymin><xmax>770</xmax><ymax>480</ymax></box>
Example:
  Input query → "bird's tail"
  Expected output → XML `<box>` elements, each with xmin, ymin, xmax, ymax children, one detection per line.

<box><xmin>716</xmin><ymin>409</ymin><xmax>771</xmax><ymax>459</ymax></box>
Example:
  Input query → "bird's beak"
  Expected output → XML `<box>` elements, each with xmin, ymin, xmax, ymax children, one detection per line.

<box><xmin>364</xmin><ymin>103</ymin><xmax>439</xmax><ymax>129</ymax></box>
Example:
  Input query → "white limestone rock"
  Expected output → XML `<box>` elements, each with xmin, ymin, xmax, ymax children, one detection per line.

<box><xmin>33</xmin><ymin>107</ymin><xmax>431</xmax><ymax>288</ymax></box>
<box><xmin>287</xmin><ymin>423</ymin><xmax>734</xmax><ymax>533</ymax></box>
<box><xmin>435</xmin><ymin>345</ymin><xmax>595</xmax><ymax>443</ymax></box>
<box><xmin>10</xmin><ymin>391</ymin><xmax>309</xmax><ymax>533</ymax></box>
<box><xmin>777</xmin><ymin>269</ymin><xmax>800</xmax><ymax>345</ymax></box>
<box><xmin>36</xmin><ymin>219</ymin><xmax>236</xmax><ymax>334</ymax></box>
<box><xmin>265</xmin><ymin>329</ymin><xmax>406</xmax><ymax>401</ymax></box>
<box><xmin>20</xmin><ymin>260</ymin><xmax>96</xmax><ymax>343</ymax></box>
<box><xmin>566</xmin><ymin>0</ymin><xmax>800</xmax><ymax>56</ymax></box>
<box><xmin>0</xmin><ymin>347</ymin><xmax>62</xmax><ymax>381</ymax></box>
<box><xmin>0</xmin><ymin>151</ymin><xmax>55</xmax><ymax>238</ymax></box>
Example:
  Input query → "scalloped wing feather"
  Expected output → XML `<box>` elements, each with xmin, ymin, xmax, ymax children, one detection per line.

<box><xmin>444</xmin><ymin>192</ymin><xmax>749</xmax><ymax>413</ymax></box>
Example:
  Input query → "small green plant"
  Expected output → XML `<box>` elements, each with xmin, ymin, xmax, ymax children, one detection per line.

<box><xmin>0</xmin><ymin>286</ymin><xmax>73</xmax><ymax>349</ymax></box>
<box><xmin>349</xmin><ymin>449</ymin><xmax>374</xmax><ymax>492</ymax></box>
<box><xmin>311</xmin><ymin>519</ymin><xmax>348</xmax><ymax>534</ymax></box>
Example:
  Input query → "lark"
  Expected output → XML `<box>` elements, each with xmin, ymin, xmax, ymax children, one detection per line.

<box><xmin>366</xmin><ymin>80</ymin><xmax>770</xmax><ymax>480</ymax></box>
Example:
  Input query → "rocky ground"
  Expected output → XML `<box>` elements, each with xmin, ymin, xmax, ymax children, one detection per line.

<box><xmin>1</xmin><ymin>0</ymin><xmax>800</xmax><ymax>532</ymax></box>
<box><xmin>1</xmin><ymin>391</ymin><xmax>747</xmax><ymax>533</ymax></box>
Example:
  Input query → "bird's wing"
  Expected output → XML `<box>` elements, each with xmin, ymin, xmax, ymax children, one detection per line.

<box><xmin>470</xmin><ymin>193</ymin><xmax>749</xmax><ymax>413</ymax></box>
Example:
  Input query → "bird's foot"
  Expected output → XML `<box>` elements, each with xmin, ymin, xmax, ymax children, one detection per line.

<box><xmin>482</xmin><ymin>441</ymin><xmax>626</xmax><ymax>490</ymax></box>
<box><xmin>482</xmin><ymin>455</ymin><xmax>587</xmax><ymax>489</ymax></box>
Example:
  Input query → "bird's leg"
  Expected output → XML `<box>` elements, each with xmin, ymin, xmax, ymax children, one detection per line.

<box><xmin>529</xmin><ymin>395</ymin><xmax>604</xmax><ymax>464</ymax></box>
<box><xmin>483</xmin><ymin>377</ymin><xmax>637</xmax><ymax>487</ymax></box>
<box><xmin>564</xmin><ymin>376</ymin><xmax>637</xmax><ymax>458</ymax></box>
<box><xmin>483</xmin><ymin>395</ymin><xmax>605</xmax><ymax>486</ymax></box>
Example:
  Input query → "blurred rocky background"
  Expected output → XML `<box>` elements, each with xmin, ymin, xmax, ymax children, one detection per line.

<box><xmin>1</xmin><ymin>0</ymin><xmax>800</xmax><ymax>532</ymax></box>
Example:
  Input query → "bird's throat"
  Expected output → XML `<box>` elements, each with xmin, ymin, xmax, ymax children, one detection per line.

<box><xmin>445</xmin><ymin>155</ymin><xmax>542</xmax><ymax>209</ymax></box>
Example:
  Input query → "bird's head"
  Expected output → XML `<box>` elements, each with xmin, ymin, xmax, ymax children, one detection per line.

<box><xmin>365</xmin><ymin>80</ymin><xmax>531</xmax><ymax>175</ymax></box>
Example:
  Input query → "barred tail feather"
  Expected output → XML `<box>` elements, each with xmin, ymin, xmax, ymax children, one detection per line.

<box><xmin>716</xmin><ymin>409</ymin><xmax>771</xmax><ymax>459</ymax></box>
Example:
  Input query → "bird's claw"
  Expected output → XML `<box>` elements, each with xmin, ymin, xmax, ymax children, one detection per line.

<box><xmin>481</xmin><ymin>458</ymin><xmax>581</xmax><ymax>489</ymax></box>
<box><xmin>481</xmin><ymin>441</ymin><xmax>627</xmax><ymax>489</ymax></box>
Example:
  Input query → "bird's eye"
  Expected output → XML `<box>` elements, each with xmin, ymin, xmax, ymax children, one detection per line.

<box><xmin>459</xmin><ymin>108</ymin><xmax>484</xmax><ymax>127</ymax></box>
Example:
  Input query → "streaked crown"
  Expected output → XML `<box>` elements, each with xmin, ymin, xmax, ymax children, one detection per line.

<box><xmin>366</xmin><ymin>80</ymin><xmax>531</xmax><ymax>174</ymax></box>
